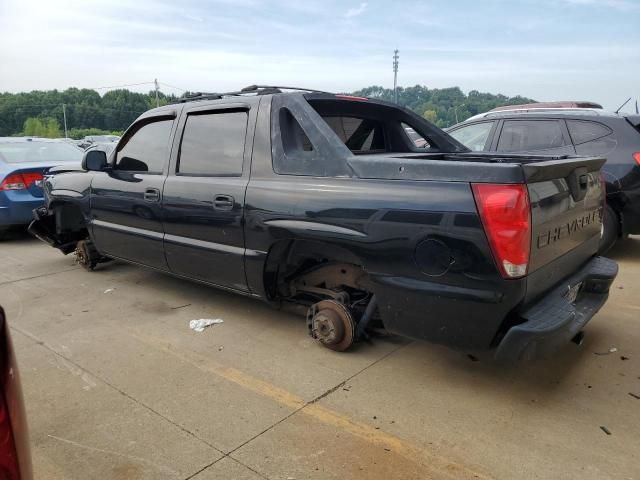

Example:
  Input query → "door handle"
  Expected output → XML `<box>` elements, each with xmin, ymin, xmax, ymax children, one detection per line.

<box><xmin>214</xmin><ymin>194</ymin><xmax>234</xmax><ymax>210</ymax></box>
<box><xmin>144</xmin><ymin>188</ymin><xmax>160</xmax><ymax>202</ymax></box>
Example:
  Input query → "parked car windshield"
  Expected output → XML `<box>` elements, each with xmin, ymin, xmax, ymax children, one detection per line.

<box><xmin>0</xmin><ymin>141</ymin><xmax>84</xmax><ymax>163</ymax></box>
<box><xmin>449</xmin><ymin>122</ymin><xmax>494</xmax><ymax>151</ymax></box>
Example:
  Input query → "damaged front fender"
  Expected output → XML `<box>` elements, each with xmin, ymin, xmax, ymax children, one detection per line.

<box><xmin>28</xmin><ymin>204</ymin><xmax>88</xmax><ymax>255</ymax></box>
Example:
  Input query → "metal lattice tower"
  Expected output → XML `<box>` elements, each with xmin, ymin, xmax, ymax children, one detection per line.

<box><xmin>393</xmin><ymin>49</ymin><xmax>399</xmax><ymax>104</ymax></box>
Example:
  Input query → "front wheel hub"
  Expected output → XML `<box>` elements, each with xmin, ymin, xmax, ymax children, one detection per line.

<box><xmin>75</xmin><ymin>239</ymin><xmax>98</xmax><ymax>271</ymax></box>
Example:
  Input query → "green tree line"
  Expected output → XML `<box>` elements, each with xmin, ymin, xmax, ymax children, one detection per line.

<box><xmin>0</xmin><ymin>88</ymin><xmax>178</xmax><ymax>137</ymax></box>
<box><xmin>352</xmin><ymin>85</ymin><xmax>535</xmax><ymax>128</ymax></box>
<box><xmin>21</xmin><ymin>117</ymin><xmax>124</xmax><ymax>139</ymax></box>
<box><xmin>0</xmin><ymin>85</ymin><xmax>534</xmax><ymax>137</ymax></box>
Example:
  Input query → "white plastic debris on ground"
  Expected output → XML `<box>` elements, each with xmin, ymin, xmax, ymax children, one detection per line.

<box><xmin>189</xmin><ymin>318</ymin><xmax>224</xmax><ymax>332</ymax></box>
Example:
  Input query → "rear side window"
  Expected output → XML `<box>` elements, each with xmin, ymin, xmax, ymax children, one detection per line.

<box><xmin>497</xmin><ymin>120</ymin><xmax>568</xmax><ymax>152</ymax></box>
<box><xmin>448</xmin><ymin>122</ymin><xmax>494</xmax><ymax>151</ymax></box>
<box><xmin>567</xmin><ymin>120</ymin><xmax>612</xmax><ymax>145</ymax></box>
<box><xmin>116</xmin><ymin>119</ymin><xmax>173</xmax><ymax>173</ymax></box>
<box><xmin>321</xmin><ymin>116</ymin><xmax>385</xmax><ymax>152</ymax></box>
<box><xmin>178</xmin><ymin>111</ymin><xmax>247</xmax><ymax>176</ymax></box>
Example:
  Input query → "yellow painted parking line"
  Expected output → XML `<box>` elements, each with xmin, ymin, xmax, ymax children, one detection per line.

<box><xmin>129</xmin><ymin>330</ymin><xmax>491</xmax><ymax>480</ymax></box>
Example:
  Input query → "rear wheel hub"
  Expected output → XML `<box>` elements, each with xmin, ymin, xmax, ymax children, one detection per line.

<box><xmin>309</xmin><ymin>300</ymin><xmax>355</xmax><ymax>352</ymax></box>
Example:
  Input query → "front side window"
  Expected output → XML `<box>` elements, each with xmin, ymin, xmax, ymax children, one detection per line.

<box><xmin>115</xmin><ymin>119</ymin><xmax>173</xmax><ymax>173</ymax></box>
<box><xmin>497</xmin><ymin>120</ymin><xmax>568</xmax><ymax>152</ymax></box>
<box><xmin>178</xmin><ymin>111</ymin><xmax>247</xmax><ymax>176</ymax></box>
<box><xmin>448</xmin><ymin>122</ymin><xmax>494</xmax><ymax>151</ymax></box>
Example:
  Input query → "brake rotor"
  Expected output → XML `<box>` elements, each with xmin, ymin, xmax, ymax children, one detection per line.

<box><xmin>75</xmin><ymin>240</ymin><xmax>97</xmax><ymax>271</ymax></box>
<box><xmin>310</xmin><ymin>300</ymin><xmax>355</xmax><ymax>352</ymax></box>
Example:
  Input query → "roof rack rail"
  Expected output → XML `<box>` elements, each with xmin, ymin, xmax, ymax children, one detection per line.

<box><xmin>177</xmin><ymin>85</ymin><xmax>333</xmax><ymax>103</ymax></box>
<box><xmin>178</xmin><ymin>92</ymin><xmax>223</xmax><ymax>102</ymax></box>
<box><xmin>483</xmin><ymin>107</ymin><xmax>603</xmax><ymax>117</ymax></box>
<box><xmin>240</xmin><ymin>85</ymin><xmax>333</xmax><ymax>94</ymax></box>
<box><xmin>490</xmin><ymin>101</ymin><xmax>603</xmax><ymax>112</ymax></box>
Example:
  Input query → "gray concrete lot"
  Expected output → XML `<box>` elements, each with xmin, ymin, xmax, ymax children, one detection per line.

<box><xmin>1</xmin><ymin>232</ymin><xmax>638</xmax><ymax>479</ymax></box>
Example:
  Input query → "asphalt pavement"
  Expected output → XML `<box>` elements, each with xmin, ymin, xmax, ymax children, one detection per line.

<box><xmin>1</xmin><ymin>232</ymin><xmax>638</xmax><ymax>479</ymax></box>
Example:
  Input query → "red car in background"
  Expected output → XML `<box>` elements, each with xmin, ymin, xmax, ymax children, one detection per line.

<box><xmin>0</xmin><ymin>307</ymin><xmax>32</xmax><ymax>479</ymax></box>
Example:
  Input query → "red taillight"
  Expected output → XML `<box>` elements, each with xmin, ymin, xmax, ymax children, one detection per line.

<box><xmin>0</xmin><ymin>313</ymin><xmax>22</xmax><ymax>480</ymax></box>
<box><xmin>633</xmin><ymin>152</ymin><xmax>640</xmax><ymax>166</ymax></box>
<box><xmin>0</xmin><ymin>172</ymin><xmax>42</xmax><ymax>191</ymax></box>
<box><xmin>20</xmin><ymin>172</ymin><xmax>42</xmax><ymax>188</ymax></box>
<box><xmin>472</xmin><ymin>183</ymin><xmax>531</xmax><ymax>279</ymax></box>
<box><xmin>0</xmin><ymin>175</ymin><xmax>26</xmax><ymax>191</ymax></box>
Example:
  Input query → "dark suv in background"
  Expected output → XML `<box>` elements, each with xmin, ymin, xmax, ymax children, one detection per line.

<box><xmin>447</xmin><ymin>103</ymin><xmax>640</xmax><ymax>252</ymax></box>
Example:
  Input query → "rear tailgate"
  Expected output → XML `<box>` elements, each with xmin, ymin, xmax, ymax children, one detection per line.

<box><xmin>522</xmin><ymin>156</ymin><xmax>606</xmax><ymax>303</ymax></box>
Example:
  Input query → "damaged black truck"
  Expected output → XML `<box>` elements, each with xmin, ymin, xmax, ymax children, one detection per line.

<box><xmin>29</xmin><ymin>86</ymin><xmax>618</xmax><ymax>361</ymax></box>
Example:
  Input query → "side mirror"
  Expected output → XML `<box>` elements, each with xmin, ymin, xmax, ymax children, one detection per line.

<box><xmin>82</xmin><ymin>150</ymin><xmax>109</xmax><ymax>171</ymax></box>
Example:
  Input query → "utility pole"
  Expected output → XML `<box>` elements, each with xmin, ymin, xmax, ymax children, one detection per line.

<box><xmin>62</xmin><ymin>103</ymin><xmax>68</xmax><ymax>138</ymax></box>
<box><xmin>392</xmin><ymin>49</ymin><xmax>399</xmax><ymax>104</ymax></box>
<box><xmin>454</xmin><ymin>103</ymin><xmax>464</xmax><ymax>124</ymax></box>
<box><xmin>154</xmin><ymin>78</ymin><xmax>160</xmax><ymax>108</ymax></box>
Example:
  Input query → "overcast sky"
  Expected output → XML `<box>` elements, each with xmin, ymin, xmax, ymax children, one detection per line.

<box><xmin>1</xmin><ymin>0</ymin><xmax>638</xmax><ymax>112</ymax></box>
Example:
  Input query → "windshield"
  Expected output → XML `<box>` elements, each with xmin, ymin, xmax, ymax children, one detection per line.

<box><xmin>0</xmin><ymin>141</ymin><xmax>83</xmax><ymax>164</ymax></box>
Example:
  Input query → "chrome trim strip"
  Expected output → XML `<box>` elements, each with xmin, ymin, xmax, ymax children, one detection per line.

<box><xmin>91</xmin><ymin>219</ymin><xmax>164</xmax><ymax>240</ymax></box>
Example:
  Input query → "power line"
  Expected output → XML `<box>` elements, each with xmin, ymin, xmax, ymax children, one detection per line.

<box><xmin>159</xmin><ymin>81</ymin><xmax>187</xmax><ymax>92</ymax></box>
<box><xmin>89</xmin><ymin>80</ymin><xmax>187</xmax><ymax>92</ymax></box>
<box><xmin>89</xmin><ymin>81</ymin><xmax>155</xmax><ymax>90</ymax></box>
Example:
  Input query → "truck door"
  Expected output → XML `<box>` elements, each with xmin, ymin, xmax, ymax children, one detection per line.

<box><xmin>162</xmin><ymin>101</ymin><xmax>257</xmax><ymax>292</ymax></box>
<box><xmin>90</xmin><ymin>114</ymin><xmax>176</xmax><ymax>270</ymax></box>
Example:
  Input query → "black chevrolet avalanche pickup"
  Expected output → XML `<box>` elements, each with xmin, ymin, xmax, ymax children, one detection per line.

<box><xmin>29</xmin><ymin>86</ymin><xmax>618</xmax><ymax>361</ymax></box>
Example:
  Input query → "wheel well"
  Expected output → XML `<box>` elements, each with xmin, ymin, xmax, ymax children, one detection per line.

<box><xmin>604</xmin><ymin>204</ymin><xmax>622</xmax><ymax>237</ymax></box>
<box><xmin>43</xmin><ymin>201</ymin><xmax>90</xmax><ymax>253</ymax></box>
<box><xmin>263</xmin><ymin>240</ymin><xmax>369</xmax><ymax>301</ymax></box>
<box><xmin>50</xmin><ymin>202</ymin><xmax>88</xmax><ymax>234</ymax></box>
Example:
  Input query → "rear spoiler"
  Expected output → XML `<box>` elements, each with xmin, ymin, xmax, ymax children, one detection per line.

<box><xmin>521</xmin><ymin>156</ymin><xmax>606</xmax><ymax>183</ymax></box>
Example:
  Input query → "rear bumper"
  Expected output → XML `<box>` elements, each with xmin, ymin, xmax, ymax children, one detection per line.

<box><xmin>620</xmin><ymin>201</ymin><xmax>640</xmax><ymax>235</ymax></box>
<box><xmin>0</xmin><ymin>191</ymin><xmax>45</xmax><ymax>228</ymax></box>
<box><xmin>495</xmin><ymin>256</ymin><xmax>618</xmax><ymax>362</ymax></box>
